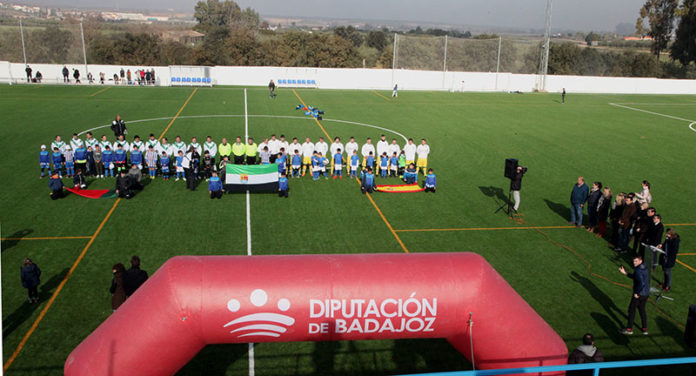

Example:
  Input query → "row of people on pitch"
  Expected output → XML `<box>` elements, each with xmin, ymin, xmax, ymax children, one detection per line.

<box><xmin>570</xmin><ymin>177</ymin><xmax>680</xmax><ymax>291</ymax></box>
<box><xmin>46</xmin><ymin>133</ymin><xmax>432</xmax><ymax>175</ymax></box>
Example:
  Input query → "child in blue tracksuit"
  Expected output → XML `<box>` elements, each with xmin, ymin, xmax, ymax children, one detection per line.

<box><xmin>102</xmin><ymin>146</ymin><xmax>114</xmax><ymax>177</ymax></box>
<box><xmin>175</xmin><ymin>151</ymin><xmax>184</xmax><ymax>180</ymax></box>
<box><xmin>311</xmin><ymin>152</ymin><xmax>321</xmax><ymax>181</ymax></box>
<box><xmin>276</xmin><ymin>152</ymin><xmax>287</xmax><ymax>175</ymax></box>
<box><xmin>320</xmin><ymin>154</ymin><xmax>329</xmax><ymax>179</ymax></box>
<box><xmin>130</xmin><ymin>146</ymin><xmax>143</xmax><ymax>169</ymax></box>
<box><xmin>350</xmin><ymin>151</ymin><xmax>359</xmax><ymax>178</ymax></box>
<box><xmin>389</xmin><ymin>153</ymin><xmax>399</xmax><ymax>177</ymax></box>
<box><xmin>333</xmin><ymin>150</ymin><xmax>343</xmax><ymax>179</ymax></box>
<box><xmin>208</xmin><ymin>171</ymin><xmax>223</xmax><ymax>199</ymax></box>
<box><xmin>160</xmin><ymin>152</ymin><xmax>170</xmax><ymax>180</ymax></box>
<box><xmin>291</xmin><ymin>151</ymin><xmax>302</xmax><ymax>178</ymax></box>
<box><xmin>51</xmin><ymin>147</ymin><xmax>63</xmax><ymax>177</ymax></box>
<box><xmin>39</xmin><ymin>145</ymin><xmax>51</xmax><ymax>178</ymax></box>
<box><xmin>424</xmin><ymin>168</ymin><xmax>437</xmax><ymax>193</ymax></box>
<box><xmin>404</xmin><ymin>163</ymin><xmax>417</xmax><ymax>184</ymax></box>
<box><xmin>278</xmin><ymin>172</ymin><xmax>289</xmax><ymax>198</ymax></box>
<box><xmin>379</xmin><ymin>152</ymin><xmax>389</xmax><ymax>178</ymax></box>
<box><xmin>114</xmin><ymin>145</ymin><xmax>127</xmax><ymax>173</ymax></box>
<box><xmin>366</xmin><ymin>152</ymin><xmax>375</xmax><ymax>171</ymax></box>
<box><xmin>361</xmin><ymin>167</ymin><xmax>375</xmax><ymax>194</ymax></box>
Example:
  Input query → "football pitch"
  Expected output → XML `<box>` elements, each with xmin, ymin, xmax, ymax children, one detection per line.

<box><xmin>1</xmin><ymin>85</ymin><xmax>696</xmax><ymax>375</ymax></box>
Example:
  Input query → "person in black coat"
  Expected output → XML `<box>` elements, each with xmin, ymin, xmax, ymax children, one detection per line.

<box><xmin>646</xmin><ymin>214</ymin><xmax>664</xmax><ymax>269</ymax></box>
<box><xmin>609</xmin><ymin>193</ymin><xmax>625</xmax><ymax>246</ymax></box>
<box><xmin>510</xmin><ymin>166</ymin><xmax>526</xmax><ymax>212</ymax></box>
<box><xmin>567</xmin><ymin>333</ymin><xmax>604</xmax><ymax>376</ymax></box>
<box><xmin>123</xmin><ymin>255</ymin><xmax>148</xmax><ymax>297</ymax></box>
<box><xmin>111</xmin><ymin>115</ymin><xmax>127</xmax><ymax>138</ymax></box>
<box><xmin>25</xmin><ymin>65</ymin><xmax>32</xmax><ymax>83</ymax></box>
<box><xmin>658</xmin><ymin>228</ymin><xmax>679</xmax><ymax>291</ymax></box>
<box><xmin>62</xmin><ymin>66</ymin><xmax>69</xmax><ymax>83</ymax></box>
<box><xmin>586</xmin><ymin>181</ymin><xmax>602</xmax><ymax>232</ymax></box>
<box><xmin>632</xmin><ymin>205</ymin><xmax>654</xmax><ymax>255</ymax></box>
<box><xmin>595</xmin><ymin>187</ymin><xmax>612</xmax><ymax>238</ymax></box>
<box><xmin>73</xmin><ymin>168</ymin><xmax>86</xmax><ymax>189</ymax></box>
<box><xmin>20</xmin><ymin>258</ymin><xmax>41</xmax><ymax>303</ymax></box>
<box><xmin>115</xmin><ymin>170</ymin><xmax>133</xmax><ymax>199</ymax></box>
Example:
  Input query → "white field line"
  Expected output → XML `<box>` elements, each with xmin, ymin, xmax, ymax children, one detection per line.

<box><xmin>608</xmin><ymin>102</ymin><xmax>696</xmax><ymax>123</ymax></box>
<box><xmin>243</xmin><ymin>88</ymin><xmax>255</xmax><ymax>376</ymax></box>
<box><xmin>77</xmin><ymin>115</ymin><xmax>409</xmax><ymax>142</ymax></box>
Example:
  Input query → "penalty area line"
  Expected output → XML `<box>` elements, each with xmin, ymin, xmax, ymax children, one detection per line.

<box><xmin>1</xmin><ymin>236</ymin><xmax>92</xmax><ymax>241</ymax></box>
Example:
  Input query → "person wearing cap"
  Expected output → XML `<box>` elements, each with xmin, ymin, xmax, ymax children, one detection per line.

<box><xmin>48</xmin><ymin>170</ymin><xmax>65</xmax><ymax>199</ymax></box>
<box><xmin>39</xmin><ymin>145</ymin><xmax>51</xmax><ymax>178</ymax></box>
<box><xmin>567</xmin><ymin>333</ymin><xmax>603</xmax><ymax>375</ymax></box>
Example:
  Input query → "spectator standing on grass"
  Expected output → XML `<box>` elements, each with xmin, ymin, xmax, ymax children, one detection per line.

<box><xmin>73</xmin><ymin>69</ymin><xmax>81</xmax><ymax>84</ymax></box>
<box><xmin>62</xmin><ymin>65</ymin><xmax>69</xmax><ymax>83</ymax></box>
<box><xmin>619</xmin><ymin>255</ymin><xmax>650</xmax><ymax>336</ymax></box>
<box><xmin>110</xmin><ymin>263</ymin><xmax>127</xmax><ymax>312</ymax></box>
<box><xmin>616</xmin><ymin>194</ymin><xmax>638</xmax><ymax>253</ymax></box>
<box><xmin>126</xmin><ymin>69</ymin><xmax>132</xmax><ymax>84</ymax></box>
<box><xmin>658</xmin><ymin>229</ymin><xmax>680</xmax><ymax>292</ymax></box>
<box><xmin>569</xmin><ymin>176</ymin><xmax>589</xmax><ymax>228</ymax></box>
<box><xmin>595</xmin><ymin>187</ymin><xmax>612</xmax><ymax>238</ymax></box>
<box><xmin>35</xmin><ymin>71</ymin><xmax>42</xmax><ymax>83</ymax></box>
<box><xmin>120</xmin><ymin>68</ymin><xmax>125</xmax><ymax>81</ymax></box>
<box><xmin>392</xmin><ymin>84</ymin><xmax>398</xmax><ymax>98</ymax></box>
<box><xmin>99</xmin><ymin>72</ymin><xmax>105</xmax><ymax>84</ymax></box>
<box><xmin>562</xmin><ymin>88</ymin><xmax>566</xmax><ymax>104</ymax></box>
<box><xmin>123</xmin><ymin>256</ymin><xmax>148</xmax><ymax>297</ymax></box>
<box><xmin>567</xmin><ymin>333</ymin><xmax>603</xmax><ymax>376</ymax></box>
<box><xmin>609</xmin><ymin>193</ymin><xmax>625</xmax><ymax>245</ymax></box>
<box><xmin>635</xmin><ymin>180</ymin><xmax>652</xmax><ymax>204</ymax></box>
<box><xmin>20</xmin><ymin>258</ymin><xmax>41</xmax><ymax>303</ymax></box>
<box><xmin>25</xmin><ymin>65</ymin><xmax>32</xmax><ymax>83</ymax></box>
<box><xmin>586</xmin><ymin>182</ymin><xmax>602</xmax><ymax>233</ymax></box>
<box><xmin>631</xmin><ymin>204</ymin><xmax>652</xmax><ymax>255</ymax></box>
<box><xmin>510</xmin><ymin>166</ymin><xmax>525</xmax><ymax>211</ymax></box>
<box><xmin>647</xmin><ymin>214</ymin><xmax>664</xmax><ymax>270</ymax></box>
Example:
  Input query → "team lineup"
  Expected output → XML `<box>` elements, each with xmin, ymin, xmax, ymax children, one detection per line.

<box><xmin>39</xmin><ymin>116</ymin><xmax>437</xmax><ymax>197</ymax></box>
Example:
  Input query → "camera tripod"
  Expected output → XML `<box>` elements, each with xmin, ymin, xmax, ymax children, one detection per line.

<box><xmin>495</xmin><ymin>190</ymin><xmax>514</xmax><ymax>216</ymax></box>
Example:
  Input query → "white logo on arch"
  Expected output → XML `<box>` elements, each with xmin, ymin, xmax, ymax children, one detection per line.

<box><xmin>223</xmin><ymin>289</ymin><xmax>295</xmax><ymax>338</ymax></box>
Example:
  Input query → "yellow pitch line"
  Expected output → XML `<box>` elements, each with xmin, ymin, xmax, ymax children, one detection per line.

<box><xmin>677</xmin><ymin>259</ymin><xmax>696</xmax><ymax>274</ymax></box>
<box><xmin>3</xmin><ymin>198</ymin><xmax>121</xmax><ymax>372</ymax></box>
<box><xmin>292</xmin><ymin>89</ymin><xmax>409</xmax><ymax>253</ymax></box>
<box><xmin>89</xmin><ymin>86</ymin><xmax>111</xmax><ymax>97</ymax></box>
<box><xmin>372</xmin><ymin>90</ymin><xmax>391</xmax><ymax>101</ymax></box>
<box><xmin>678</xmin><ymin>253</ymin><xmax>696</xmax><ymax>256</ymax></box>
<box><xmin>664</xmin><ymin>223</ymin><xmax>696</xmax><ymax>226</ymax></box>
<box><xmin>1</xmin><ymin>236</ymin><xmax>91</xmax><ymax>240</ymax></box>
<box><xmin>395</xmin><ymin>225</ymin><xmax>576</xmax><ymax>233</ymax></box>
<box><xmin>158</xmin><ymin>87</ymin><xmax>198</xmax><ymax>141</ymax></box>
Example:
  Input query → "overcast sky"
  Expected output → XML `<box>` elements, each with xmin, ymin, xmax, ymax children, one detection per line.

<box><xmin>27</xmin><ymin>0</ymin><xmax>644</xmax><ymax>32</ymax></box>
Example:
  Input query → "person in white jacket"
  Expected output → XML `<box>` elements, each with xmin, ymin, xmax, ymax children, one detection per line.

<box><xmin>416</xmin><ymin>138</ymin><xmax>430</xmax><ymax>175</ymax></box>
<box><xmin>301</xmin><ymin>137</ymin><xmax>314</xmax><ymax>176</ymax></box>
<box><xmin>344</xmin><ymin>137</ymin><xmax>359</xmax><ymax>172</ymax></box>
<box><xmin>361</xmin><ymin>138</ymin><xmax>375</xmax><ymax>167</ymax></box>
<box><xmin>403</xmin><ymin>138</ymin><xmax>417</xmax><ymax>165</ymax></box>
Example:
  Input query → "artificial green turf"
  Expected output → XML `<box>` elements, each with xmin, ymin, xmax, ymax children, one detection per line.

<box><xmin>1</xmin><ymin>85</ymin><xmax>695</xmax><ymax>375</ymax></box>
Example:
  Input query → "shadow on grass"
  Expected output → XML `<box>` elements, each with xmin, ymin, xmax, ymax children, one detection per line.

<box><xmin>544</xmin><ymin>199</ymin><xmax>568</xmax><ymax>221</ymax></box>
<box><xmin>478</xmin><ymin>186</ymin><xmax>510</xmax><ymax>208</ymax></box>
<box><xmin>176</xmin><ymin>344</ymin><xmax>248</xmax><ymax>375</ymax></box>
<box><xmin>2</xmin><ymin>267</ymin><xmax>68</xmax><ymax>339</ymax></box>
<box><xmin>1</xmin><ymin>229</ymin><xmax>33</xmax><ymax>252</ymax></box>
<box><xmin>392</xmin><ymin>339</ymin><xmax>468</xmax><ymax>375</ymax></box>
<box><xmin>570</xmin><ymin>271</ymin><xmax>629</xmax><ymax>345</ymax></box>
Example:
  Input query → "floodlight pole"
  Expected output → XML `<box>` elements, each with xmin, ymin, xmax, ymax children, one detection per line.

<box><xmin>391</xmin><ymin>33</ymin><xmax>398</xmax><ymax>87</ymax></box>
<box><xmin>80</xmin><ymin>22</ymin><xmax>88</xmax><ymax>83</ymax></box>
<box><xmin>537</xmin><ymin>0</ymin><xmax>553</xmax><ymax>92</ymax></box>
<box><xmin>19</xmin><ymin>20</ymin><xmax>27</xmax><ymax>67</ymax></box>
<box><xmin>443</xmin><ymin>35</ymin><xmax>448</xmax><ymax>89</ymax></box>
<box><xmin>495</xmin><ymin>36</ymin><xmax>502</xmax><ymax>90</ymax></box>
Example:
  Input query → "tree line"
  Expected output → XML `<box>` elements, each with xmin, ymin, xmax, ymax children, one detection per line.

<box><xmin>0</xmin><ymin>0</ymin><xmax>693</xmax><ymax>78</ymax></box>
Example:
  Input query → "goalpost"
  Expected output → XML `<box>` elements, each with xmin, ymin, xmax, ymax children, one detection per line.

<box><xmin>169</xmin><ymin>66</ymin><xmax>213</xmax><ymax>87</ymax></box>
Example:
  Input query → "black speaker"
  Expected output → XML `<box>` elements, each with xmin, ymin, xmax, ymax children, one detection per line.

<box><xmin>504</xmin><ymin>158</ymin><xmax>518</xmax><ymax>179</ymax></box>
<box><xmin>686</xmin><ymin>304</ymin><xmax>696</xmax><ymax>348</ymax></box>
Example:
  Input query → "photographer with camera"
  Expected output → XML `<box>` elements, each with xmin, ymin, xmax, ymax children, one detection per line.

<box><xmin>510</xmin><ymin>165</ymin><xmax>527</xmax><ymax>212</ymax></box>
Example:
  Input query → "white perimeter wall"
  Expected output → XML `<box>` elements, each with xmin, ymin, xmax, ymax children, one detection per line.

<box><xmin>1</xmin><ymin>62</ymin><xmax>694</xmax><ymax>95</ymax></box>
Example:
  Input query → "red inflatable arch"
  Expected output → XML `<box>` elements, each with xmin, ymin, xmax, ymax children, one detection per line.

<box><xmin>65</xmin><ymin>253</ymin><xmax>567</xmax><ymax>375</ymax></box>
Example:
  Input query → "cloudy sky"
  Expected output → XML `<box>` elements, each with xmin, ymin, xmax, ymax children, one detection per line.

<box><xmin>27</xmin><ymin>0</ymin><xmax>644</xmax><ymax>32</ymax></box>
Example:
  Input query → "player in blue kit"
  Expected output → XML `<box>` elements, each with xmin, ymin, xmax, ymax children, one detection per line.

<box><xmin>333</xmin><ymin>149</ymin><xmax>343</xmax><ymax>180</ymax></box>
<box><xmin>39</xmin><ymin>145</ymin><xmax>51</xmax><ymax>178</ymax></box>
<box><xmin>278</xmin><ymin>172</ymin><xmax>289</xmax><ymax>198</ymax></box>
<box><xmin>291</xmin><ymin>150</ymin><xmax>302</xmax><ymax>178</ymax></box>
<box><xmin>160</xmin><ymin>152</ymin><xmax>171</xmax><ymax>180</ymax></box>
<box><xmin>102</xmin><ymin>146</ymin><xmax>114</xmax><ymax>177</ymax></box>
<box><xmin>379</xmin><ymin>152</ymin><xmax>389</xmax><ymax>178</ymax></box>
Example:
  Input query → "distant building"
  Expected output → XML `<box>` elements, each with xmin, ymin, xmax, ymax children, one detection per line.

<box><xmin>162</xmin><ymin>29</ymin><xmax>205</xmax><ymax>45</ymax></box>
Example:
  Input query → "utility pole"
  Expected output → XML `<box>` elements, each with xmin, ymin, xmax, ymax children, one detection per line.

<box><xmin>537</xmin><ymin>0</ymin><xmax>553</xmax><ymax>92</ymax></box>
<box><xmin>80</xmin><ymin>22</ymin><xmax>88</xmax><ymax>82</ymax></box>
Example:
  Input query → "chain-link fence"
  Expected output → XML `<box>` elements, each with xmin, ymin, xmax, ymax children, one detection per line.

<box><xmin>393</xmin><ymin>34</ymin><xmax>543</xmax><ymax>74</ymax></box>
<box><xmin>0</xmin><ymin>19</ymin><xmax>93</xmax><ymax>64</ymax></box>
